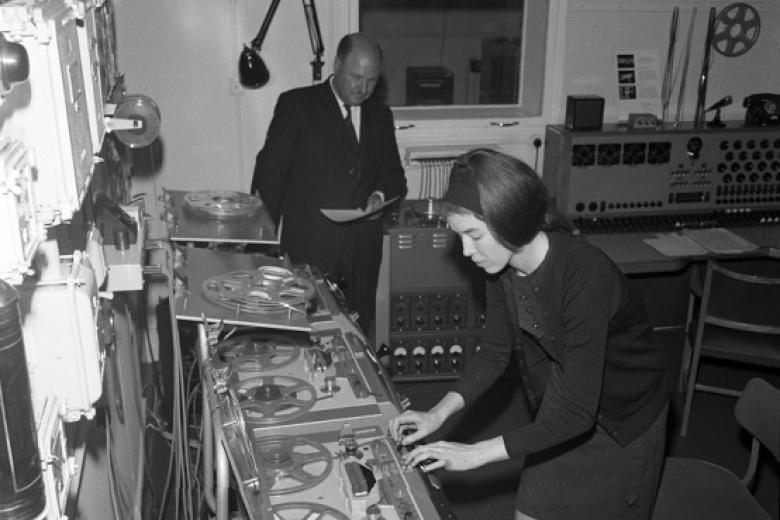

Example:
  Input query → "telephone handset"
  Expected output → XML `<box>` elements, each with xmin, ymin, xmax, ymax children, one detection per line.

<box><xmin>743</xmin><ymin>93</ymin><xmax>780</xmax><ymax>127</ymax></box>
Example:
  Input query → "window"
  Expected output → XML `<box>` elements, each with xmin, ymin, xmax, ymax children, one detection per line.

<box><xmin>359</xmin><ymin>0</ymin><xmax>548</xmax><ymax>120</ymax></box>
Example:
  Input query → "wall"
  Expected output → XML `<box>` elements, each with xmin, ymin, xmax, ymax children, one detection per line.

<box><xmin>114</xmin><ymin>0</ymin><xmax>780</xmax><ymax>236</ymax></box>
<box><xmin>114</xmin><ymin>0</ymin><xmax>350</xmax><ymax>235</ymax></box>
<box><xmin>562</xmin><ymin>0</ymin><xmax>780</xmax><ymax>123</ymax></box>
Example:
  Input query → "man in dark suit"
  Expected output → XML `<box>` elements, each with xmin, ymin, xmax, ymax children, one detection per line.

<box><xmin>250</xmin><ymin>32</ymin><xmax>407</xmax><ymax>334</ymax></box>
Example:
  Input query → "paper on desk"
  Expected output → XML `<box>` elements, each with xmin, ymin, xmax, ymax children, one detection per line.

<box><xmin>643</xmin><ymin>232</ymin><xmax>709</xmax><ymax>257</ymax></box>
<box><xmin>683</xmin><ymin>228</ymin><xmax>759</xmax><ymax>254</ymax></box>
<box><xmin>321</xmin><ymin>196</ymin><xmax>399</xmax><ymax>223</ymax></box>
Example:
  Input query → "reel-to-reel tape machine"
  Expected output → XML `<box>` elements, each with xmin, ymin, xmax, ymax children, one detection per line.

<box><xmin>202</xmin><ymin>327</ymin><xmax>454</xmax><ymax>520</ymax></box>
<box><xmin>174</xmin><ymin>241</ymin><xmax>454</xmax><ymax>519</ymax></box>
<box><xmin>251</xmin><ymin>426</ymin><xmax>451</xmax><ymax>520</ymax></box>
<box><xmin>183</xmin><ymin>190</ymin><xmax>264</xmax><ymax>220</ymax></box>
<box><xmin>162</xmin><ymin>189</ymin><xmax>278</xmax><ymax>244</ymax></box>
<box><xmin>212</xmin><ymin>330</ymin><xmax>398</xmax><ymax>436</ymax></box>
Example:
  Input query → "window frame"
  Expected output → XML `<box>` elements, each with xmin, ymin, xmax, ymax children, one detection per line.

<box><xmin>355</xmin><ymin>0</ymin><xmax>550</xmax><ymax>121</ymax></box>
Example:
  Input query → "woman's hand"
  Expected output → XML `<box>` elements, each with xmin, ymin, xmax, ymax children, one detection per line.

<box><xmin>388</xmin><ymin>409</ymin><xmax>445</xmax><ymax>445</ymax></box>
<box><xmin>401</xmin><ymin>440</ymin><xmax>502</xmax><ymax>472</ymax></box>
<box><xmin>388</xmin><ymin>391</ymin><xmax>465</xmax><ymax>445</ymax></box>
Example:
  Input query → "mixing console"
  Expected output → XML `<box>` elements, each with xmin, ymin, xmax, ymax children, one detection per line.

<box><xmin>543</xmin><ymin>123</ymin><xmax>780</xmax><ymax>230</ymax></box>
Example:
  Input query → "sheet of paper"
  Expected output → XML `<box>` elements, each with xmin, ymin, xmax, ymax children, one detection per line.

<box><xmin>683</xmin><ymin>228</ymin><xmax>759</xmax><ymax>254</ymax></box>
<box><xmin>321</xmin><ymin>196</ymin><xmax>399</xmax><ymax>223</ymax></box>
<box><xmin>643</xmin><ymin>232</ymin><xmax>709</xmax><ymax>257</ymax></box>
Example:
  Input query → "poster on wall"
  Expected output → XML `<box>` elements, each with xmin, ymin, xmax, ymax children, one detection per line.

<box><xmin>614</xmin><ymin>49</ymin><xmax>662</xmax><ymax>121</ymax></box>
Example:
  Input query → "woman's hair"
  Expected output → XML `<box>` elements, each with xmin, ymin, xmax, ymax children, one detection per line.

<box><xmin>443</xmin><ymin>148</ymin><xmax>549</xmax><ymax>250</ymax></box>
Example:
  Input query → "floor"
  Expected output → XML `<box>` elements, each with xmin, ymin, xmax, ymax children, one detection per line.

<box><xmin>396</xmin><ymin>328</ymin><xmax>780</xmax><ymax>520</ymax></box>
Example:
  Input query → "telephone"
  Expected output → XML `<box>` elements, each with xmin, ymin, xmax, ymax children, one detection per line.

<box><xmin>743</xmin><ymin>93</ymin><xmax>780</xmax><ymax>127</ymax></box>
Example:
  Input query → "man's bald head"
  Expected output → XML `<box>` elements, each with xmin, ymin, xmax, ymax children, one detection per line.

<box><xmin>333</xmin><ymin>33</ymin><xmax>383</xmax><ymax>106</ymax></box>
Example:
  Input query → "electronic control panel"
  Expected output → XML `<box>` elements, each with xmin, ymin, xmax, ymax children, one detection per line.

<box><xmin>543</xmin><ymin>123</ymin><xmax>780</xmax><ymax>233</ymax></box>
<box><xmin>380</xmin><ymin>200</ymin><xmax>485</xmax><ymax>381</ymax></box>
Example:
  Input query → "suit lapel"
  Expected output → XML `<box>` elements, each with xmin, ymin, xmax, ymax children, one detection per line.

<box><xmin>316</xmin><ymin>80</ymin><xmax>365</xmax><ymax>177</ymax></box>
<box><xmin>316</xmin><ymin>80</ymin><xmax>356</xmax><ymax>153</ymax></box>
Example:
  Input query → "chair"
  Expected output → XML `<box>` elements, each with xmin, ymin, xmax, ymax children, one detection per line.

<box><xmin>678</xmin><ymin>260</ymin><xmax>780</xmax><ymax>437</ymax></box>
<box><xmin>653</xmin><ymin>377</ymin><xmax>780</xmax><ymax>520</ymax></box>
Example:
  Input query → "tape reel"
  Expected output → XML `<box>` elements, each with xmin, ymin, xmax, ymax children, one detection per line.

<box><xmin>255</xmin><ymin>436</ymin><xmax>333</xmax><ymax>494</ymax></box>
<box><xmin>202</xmin><ymin>266</ymin><xmax>316</xmax><ymax>314</ymax></box>
<box><xmin>271</xmin><ymin>502</ymin><xmax>350</xmax><ymax>520</ymax></box>
<box><xmin>235</xmin><ymin>375</ymin><xmax>317</xmax><ymax>424</ymax></box>
<box><xmin>113</xmin><ymin>94</ymin><xmax>161</xmax><ymax>148</ymax></box>
<box><xmin>217</xmin><ymin>332</ymin><xmax>302</xmax><ymax>372</ymax></box>
<box><xmin>183</xmin><ymin>190</ymin><xmax>262</xmax><ymax>220</ymax></box>
<box><xmin>712</xmin><ymin>2</ymin><xmax>760</xmax><ymax>57</ymax></box>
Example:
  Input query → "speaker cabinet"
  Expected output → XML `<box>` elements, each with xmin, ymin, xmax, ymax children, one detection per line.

<box><xmin>565</xmin><ymin>95</ymin><xmax>604</xmax><ymax>131</ymax></box>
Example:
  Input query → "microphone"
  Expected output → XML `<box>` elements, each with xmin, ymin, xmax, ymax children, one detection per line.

<box><xmin>706</xmin><ymin>95</ymin><xmax>733</xmax><ymax>112</ymax></box>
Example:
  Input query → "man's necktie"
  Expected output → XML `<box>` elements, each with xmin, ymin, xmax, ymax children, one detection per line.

<box><xmin>344</xmin><ymin>104</ymin><xmax>360</xmax><ymax>175</ymax></box>
<box><xmin>344</xmin><ymin>104</ymin><xmax>359</xmax><ymax>152</ymax></box>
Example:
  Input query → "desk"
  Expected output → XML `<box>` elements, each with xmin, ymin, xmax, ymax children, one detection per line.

<box><xmin>581</xmin><ymin>225</ymin><xmax>780</xmax><ymax>328</ymax></box>
<box><xmin>582</xmin><ymin>225</ymin><xmax>780</xmax><ymax>274</ymax></box>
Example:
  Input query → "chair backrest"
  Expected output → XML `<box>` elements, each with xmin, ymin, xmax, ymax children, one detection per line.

<box><xmin>701</xmin><ymin>261</ymin><xmax>780</xmax><ymax>334</ymax></box>
<box><xmin>735</xmin><ymin>378</ymin><xmax>780</xmax><ymax>463</ymax></box>
<box><xmin>733</xmin><ymin>377</ymin><xmax>780</xmax><ymax>487</ymax></box>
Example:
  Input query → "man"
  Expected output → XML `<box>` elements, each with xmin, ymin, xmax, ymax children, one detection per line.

<box><xmin>251</xmin><ymin>32</ymin><xmax>407</xmax><ymax>334</ymax></box>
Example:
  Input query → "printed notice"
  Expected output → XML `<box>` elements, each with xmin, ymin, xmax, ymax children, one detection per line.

<box><xmin>615</xmin><ymin>49</ymin><xmax>662</xmax><ymax>121</ymax></box>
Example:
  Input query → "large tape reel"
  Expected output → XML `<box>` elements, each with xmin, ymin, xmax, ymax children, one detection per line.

<box><xmin>183</xmin><ymin>190</ymin><xmax>262</xmax><ymax>220</ymax></box>
<box><xmin>202</xmin><ymin>266</ymin><xmax>316</xmax><ymax>314</ymax></box>
<box><xmin>271</xmin><ymin>502</ymin><xmax>350</xmax><ymax>520</ymax></box>
<box><xmin>712</xmin><ymin>3</ymin><xmax>760</xmax><ymax>57</ymax></box>
<box><xmin>255</xmin><ymin>436</ymin><xmax>333</xmax><ymax>495</ymax></box>
<box><xmin>235</xmin><ymin>375</ymin><xmax>317</xmax><ymax>424</ymax></box>
<box><xmin>113</xmin><ymin>94</ymin><xmax>161</xmax><ymax>148</ymax></box>
<box><xmin>217</xmin><ymin>332</ymin><xmax>302</xmax><ymax>372</ymax></box>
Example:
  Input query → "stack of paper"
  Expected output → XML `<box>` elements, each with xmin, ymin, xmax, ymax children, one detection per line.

<box><xmin>643</xmin><ymin>233</ymin><xmax>709</xmax><ymax>257</ymax></box>
<box><xmin>683</xmin><ymin>228</ymin><xmax>759</xmax><ymax>254</ymax></box>
<box><xmin>643</xmin><ymin>228</ymin><xmax>759</xmax><ymax>257</ymax></box>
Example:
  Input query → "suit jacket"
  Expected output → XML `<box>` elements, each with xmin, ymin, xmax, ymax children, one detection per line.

<box><xmin>251</xmin><ymin>80</ymin><xmax>407</xmax><ymax>274</ymax></box>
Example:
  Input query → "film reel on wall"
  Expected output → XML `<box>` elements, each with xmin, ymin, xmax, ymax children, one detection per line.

<box><xmin>202</xmin><ymin>266</ymin><xmax>316</xmax><ymax>314</ymax></box>
<box><xmin>183</xmin><ymin>190</ymin><xmax>263</xmax><ymax>220</ymax></box>
<box><xmin>712</xmin><ymin>2</ymin><xmax>760</xmax><ymax>57</ymax></box>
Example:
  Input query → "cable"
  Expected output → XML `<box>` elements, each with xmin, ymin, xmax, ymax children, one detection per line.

<box><xmin>145</xmin><ymin>241</ymin><xmax>197</xmax><ymax>520</ymax></box>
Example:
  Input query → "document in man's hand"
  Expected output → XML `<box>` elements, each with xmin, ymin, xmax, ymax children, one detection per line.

<box><xmin>320</xmin><ymin>196</ymin><xmax>399</xmax><ymax>223</ymax></box>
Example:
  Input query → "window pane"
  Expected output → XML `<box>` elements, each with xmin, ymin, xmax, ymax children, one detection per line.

<box><xmin>359</xmin><ymin>0</ymin><xmax>525</xmax><ymax>108</ymax></box>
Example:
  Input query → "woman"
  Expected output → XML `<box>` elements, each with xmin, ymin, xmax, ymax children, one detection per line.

<box><xmin>389</xmin><ymin>149</ymin><xmax>671</xmax><ymax>520</ymax></box>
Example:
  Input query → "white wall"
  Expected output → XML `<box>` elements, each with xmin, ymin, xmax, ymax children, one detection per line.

<box><xmin>114</xmin><ymin>0</ymin><xmax>780</xmax><ymax>235</ymax></box>
<box><xmin>114</xmin><ymin>0</ymin><xmax>350</xmax><ymax>234</ymax></box>
<box><xmin>562</xmin><ymin>0</ymin><xmax>780</xmax><ymax>123</ymax></box>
